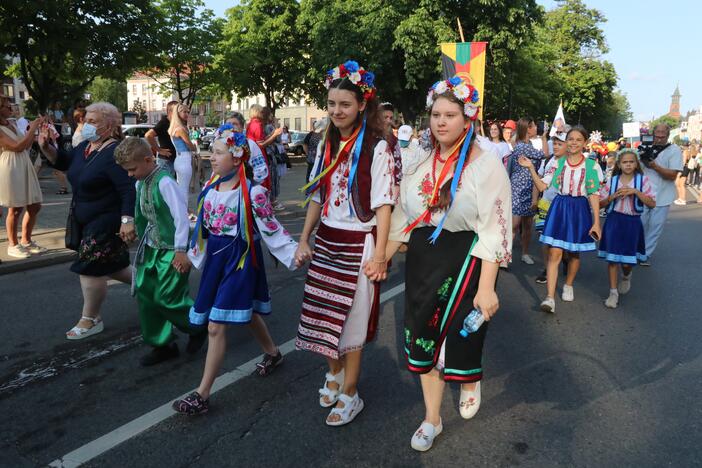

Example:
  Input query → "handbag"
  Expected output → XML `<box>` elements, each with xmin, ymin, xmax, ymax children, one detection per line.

<box><xmin>65</xmin><ymin>198</ymin><xmax>81</xmax><ymax>251</ymax></box>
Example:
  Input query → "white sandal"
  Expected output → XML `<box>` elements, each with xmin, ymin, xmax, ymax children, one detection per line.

<box><xmin>66</xmin><ymin>316</ymin><xmax>104</xmax><ymax>340</ymax></box>
<box><xmin>318</xmin><ymin>369</ymin><xmax>344</xmax><ymax>408</ymax></box>
<box><xmin>325</xmin><ymin>392</ymin><xmax>364</xmax><ymax>427</ymax></box>
<box><xmin>459</xmin><ymin>381</ymin><xmax>481</xmax><ymax>419</ymax></box>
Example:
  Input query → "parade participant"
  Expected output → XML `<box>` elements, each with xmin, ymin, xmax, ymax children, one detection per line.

<box><xmin>246</xmin><ymin>104</ymin><xmax>282</xmax><ymax>194</ymax></box>
<box><xmin>223</xmin><ymin>112</ymin><xmax>268</xmax><ymax>184</ymax></box>
<box><xmin>640</xmin><ymin>124</ymin><xmax>683</xmax><ymax>265</ymax></box>
<box><xmin>381</xmin><ymin>102</ymin><xmax>403</xmax><ymax>196</ymax></box>
<box><xmin>294</xmin><ymin>60</ymin><xmax>395</xmax><ymax>427</ymax></box>
<box><xmin>518</xmin><ymin>126</ymin><xmax>602</xmax><ymax>313</ymax></box>
<box><xmin>172</xmin><ymin>129</ymin><xmax>297</xmax><ymax>415</ymax></box>
<box><xmin>114</xmin><ymin>138</ymin><xmax>207</xmax><ymax>365</ymax></box>
<box><xmin>303</xmin><ymin>118</ymin><xmax>327</xmax><ymax>181</ymax></box>
<box><xmin>506</xmin><ymin>117</ymin><xmax>547</xmax><ymax>265</ymax></box>
<box><xmin>598</xmin><ymin>149</ymin><xmax>655</xmax><ymax>308</ymax></box>
<box><xmin>145</xmin><ymin>101</ymin><xmax>178</xmax><ymax>175</ymax></box>
<box><xmin>167</xmin><ymin>103</ymin><xmax>197</xmax><ymax>202</ymax></box>
<box><xmin>38</xmin><ymin>102</ymin><xmax>136</xmax><ymax>339</ymax></box>
<box><xmin>384</xmin><ymin>75</ymin><xmax>511</xmax><ymax>451</ymax></box>
<box><xmin>486</xmin><ymin>121</ymin><xmax>511</xmax><ymax>160</ymax></box>
<box><xmin>534</xmin><ymin>129</ymin><xmax>569</xmax><ymax>284</ymax></box>
<box><xmin>0</xmin><ymin>96</ymin><xmax>44</xmax><ymax>259</ymax></box>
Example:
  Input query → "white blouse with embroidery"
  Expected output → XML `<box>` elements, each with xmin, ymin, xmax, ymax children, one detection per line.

<box><xmin>389</xmin><ymin>140</ymin><xmax>513</xmax><ymax>265</ymax></box>
<box><xmin>201</xmin><ymin>184</ymin><xmax>298</xmax><ymax>269</ymax></box>
<box><xmin>542</xmin><ymin>157</ymin><xmax>604</xmax><ymax>197</ymax></box>
<box><xmin>309</xmin><ymin>139</ymin><xmax>396</xmax><ymax>232</ymax></box>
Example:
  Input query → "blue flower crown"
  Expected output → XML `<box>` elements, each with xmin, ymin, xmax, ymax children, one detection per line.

<box><xmin>324</xmin><ymin>60</ymin><xmax>377</xmax><ymax>101</ymax></box>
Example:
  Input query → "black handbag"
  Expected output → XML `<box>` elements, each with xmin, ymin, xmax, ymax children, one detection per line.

<box><xmin>65</xmin><ymin>198</ymin><xmax>81</xmax><ymax>251</ymax></box>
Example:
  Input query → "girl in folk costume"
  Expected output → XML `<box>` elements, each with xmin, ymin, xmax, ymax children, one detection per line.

<box><xmin>518</xmin><ymin>126</ymin><xmax>603</xmax><ymax>314</ymax></box>
<box><xmin>294</xmin><ymin>60</ymin><xmax>395</xmax><ymax>426</ymax></box>
<box><xmin>598</xmin><ymin>149</ymin><xmax>655</xmax><ymax>308</ymax></box>
<box><xmin>172</xmin><ymin>129</ymin><xmax>298</xmax><ymax>415</ymax></box>
<box><xmin>385</xmin><ymin>76</ymin><xmax>512</xmax><ymax>451</ymax></box>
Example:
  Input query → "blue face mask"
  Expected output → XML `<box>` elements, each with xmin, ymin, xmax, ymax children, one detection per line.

<box><xmin>81</xmin><ymin>123</ymin><xmax>99</xmax><ymax>142</ymax></box>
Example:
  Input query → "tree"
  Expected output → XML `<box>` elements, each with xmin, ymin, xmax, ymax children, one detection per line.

<box><xmin>649</xmin><ymin>114</ymin><xmax>680</xmax><ymax>131</ymax></box>
<box><xmin>86</xmin><ymin>77</ymin><xmax>128</xmax><ymax>111</ymax></box>
<box><xmin>0</xmin><ymin>0</ymin><xmax>158</xmax><ymax>111</ymax></box>
<box><xmin>149</xmin><ymin>0</ymin><xmax>225</xmax><ymax>106</ymax></box>
<box><xmin>218</xmin><ymin>0</ymin><xmax>305</xmax><ymax>115</ymax></box>
<box><xmin>131</xmin><ymin>99</ymin><xmax>148</xmax><ymax>123</ymax></box>
<box><xmin>297</xmin><ymin>0</ymin><xmax>543</xmax><ymax>122</ymax></box>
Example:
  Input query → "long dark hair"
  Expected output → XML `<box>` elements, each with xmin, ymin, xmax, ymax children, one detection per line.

<box><xmin>516</xmin><ymin>117</ymin><xmax>534</xmax><ymax>142</ymax></box>
<box><xmin>325</xmin><ymin>77</ymin><xmax>384</xmax><ymax>160</ymax></box>
<box><xmin>428</xmin><ymin>91</ymin><xmax>476</xmax><ymax>212</ymax></box>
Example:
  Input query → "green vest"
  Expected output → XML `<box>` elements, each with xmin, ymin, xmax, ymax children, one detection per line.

<box><xmin>551</xmin><ymin>156</ymin><xmax>601</xmax><ymax>195</ymax></box>
<box><xmin>135</xmin><ymin>169</ymin><xmax>177</xmax><ymax>250</ymax></box>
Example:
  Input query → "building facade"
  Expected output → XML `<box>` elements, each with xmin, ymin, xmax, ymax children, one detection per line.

<box><xmin>229</xmin><ymin>93</ymin><xmax>326</xmax><ymax>133</ymax></box>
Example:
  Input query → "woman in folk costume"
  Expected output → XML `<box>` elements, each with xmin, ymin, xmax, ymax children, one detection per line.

<box><xmin>294</xmin><ymin>60</ymin><xmax>396</xmax><ymax>426</ymax></box>
<box><xmin>384</xmin><ymin>76</ymin><xmax>512</xmax><ymax>451</ymax></box>
<box><xmin>172</xmin><ymin>129</ymin><xmax>298</xmax><ymax>415</ymax></box>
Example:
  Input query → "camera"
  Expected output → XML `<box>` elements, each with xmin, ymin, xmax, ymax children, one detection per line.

<box><xmin>638</xmin><ymin>134</ymin><xmax>656</xmax><ymax>163</ymax></box>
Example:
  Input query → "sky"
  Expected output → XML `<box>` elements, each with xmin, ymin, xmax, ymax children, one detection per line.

<box><xmin>204</xmin><ymin>0</ymin><xmax>702</xmax><ymax>123</ymax></box>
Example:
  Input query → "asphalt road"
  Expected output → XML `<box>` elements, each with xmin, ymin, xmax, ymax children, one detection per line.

<box><xmin>1</xmin><ymin>167</ymin><xmax>701</xmax><ymax>467</ymax></box>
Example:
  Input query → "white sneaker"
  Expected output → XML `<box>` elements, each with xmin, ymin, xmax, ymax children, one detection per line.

<box><xmin>561</xmin><ymin>284</ymin><xmax>574</xmax><ymax>302</ymax></box>
<box><xmin>20</xmin><ymin>241</ymin><xmax>47</xmax><ymax>254</ymax></box>
<box><xmin>459</xmin><ymin>381</ymin><xmax>481</xmax><ymax>419</ymax></box>
<box><xmin>604</xmin><ymin>291</ymin><xmax>619</xmax><ymax>308</ymax></box>
<box><xmin>540</xmin><ymin>297</ymin><xmax>556</xmax><ymax>313</ymax></box>
<box><xmin>411</xmin><ymin>419</ymin><xmax>443</xmax><ymax>452</ymax></box>
<box><xmin>521</xmin><ymin>254</ymin><xmax>534</xmax><ymax>265</ymax></box>
<box><xmin>618</xmin><ymin>274</ymin><xmax>632</xmax><ymax>295</ymax></box>
<box><xmin>674</xmin><ymin>199</ymin><xmax>686</xmax><ymax>206</ymax></box>
<box><xmin>7</xmin><ymin>244</ymin><xmax>31</xmax><ymax>258</ymax></box>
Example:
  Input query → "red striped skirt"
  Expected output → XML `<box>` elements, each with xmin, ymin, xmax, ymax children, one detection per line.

<box><xmin>296</xmin><ymin>223</ymin><xmax>380</xmax><ymax>359</ymax></box>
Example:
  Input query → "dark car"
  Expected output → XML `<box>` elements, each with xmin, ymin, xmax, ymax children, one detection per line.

<box><xmin>288</xmin><ymin>131</ymin><xmax>309</xmax><ymax>155</ymax></box>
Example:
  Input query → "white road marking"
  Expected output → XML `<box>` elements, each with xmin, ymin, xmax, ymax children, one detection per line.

<box><xmin>49</xmin><ymin>282</ymin><xmax>405</xmax><ymax>468</ymax></box>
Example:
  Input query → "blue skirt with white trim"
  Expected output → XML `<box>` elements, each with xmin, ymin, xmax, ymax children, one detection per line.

<box><xmin>539</xmin><ymin>195</ymin><xmax>596</xmax><ymax>252</ymax></box>
<box><xmin>190</xmin><ymin>233</ymin><xmax>271</xmax><ymax>325</ymax></box>
<box><xmin>598</xmin><ymin>211</ymin><xmax>647</xmax><ymax>264</ymax></box>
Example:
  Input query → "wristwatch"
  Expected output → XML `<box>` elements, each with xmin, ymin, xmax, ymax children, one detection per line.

<box><xmin>121</xmin><ymin>216</ymin><xmax>133</xmax><ymax>224</ymax></box>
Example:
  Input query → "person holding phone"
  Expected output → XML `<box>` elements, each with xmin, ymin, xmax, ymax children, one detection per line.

<box><xmin>517</xmin><ymin>126</ymin><xmax>602</xmax><ymax>313</ymax></box>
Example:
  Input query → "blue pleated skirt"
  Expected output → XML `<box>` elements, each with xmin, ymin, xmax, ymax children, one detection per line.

<box><xmin>189</xmin><ymin>234</ymin><xmax>271</xmax><ymax>325</ymax></box>
<box><xmin>598</xmin><ymin>211</ymin><xmax>647</xmax><ymax>264</ymax></box>
<box><xmin>539</xmin><ymin>195</ymin><xmax>596</xmax><ymax>252</ymax></box>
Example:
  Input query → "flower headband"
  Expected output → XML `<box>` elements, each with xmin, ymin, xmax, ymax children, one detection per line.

<box><xmin>324</xmin><ymin>60</ymin><xmax>376</xmax><ymax>101</ymax></box>
<box><xmin>215</xmin><ymin>123</ymin><xmax>249</xmax><ymax>159</ymax></box>
<box><xmin>616</xmin><ymin>148</ymin><xmax>640</xmax><ymax>162</ymax></box>
<box><xmin>426</xmin><ymin>76</ymin><xmax>480</xmax><ymax>120</ymax></box>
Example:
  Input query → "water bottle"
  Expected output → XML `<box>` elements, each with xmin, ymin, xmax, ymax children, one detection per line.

<box><xmin>459</xmin><ymin>309</ymin><xmax>485</xmax><ymax>338</ymax></box>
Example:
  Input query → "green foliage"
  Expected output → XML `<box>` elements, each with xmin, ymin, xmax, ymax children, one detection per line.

<box><xmin>0</xmin><ymin>0</ymin><xmax>158</xmax><ymax>110</ymax></box>
<box><xmin>150</xmin><ymin>0</ymin><xmax>224</xmax><ymax>106</ymax></box>
<box><xmin>217</xmin><ymin>0</ymin><xmax>305</xmax><ymax>114</ymax></box>
<box><xmin>86</xmin><ymin>77</ymin><xmax>128</xmax><ymax>111</ymax></box>
<box><xmin>649</xmin><ymin>114</ymin><xmax>680</xmax><ymax>131</ymax></box>
<box><xmin>130</xmin><ymin>99</ymin><xmax>148</xmax><ymax>123</ymax></box>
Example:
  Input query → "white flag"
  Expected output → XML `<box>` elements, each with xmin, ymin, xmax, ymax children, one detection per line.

<box><xmin>549</xmin><ymin>103</ymin><xmax>566</xmax><ymax>137</ymax></box>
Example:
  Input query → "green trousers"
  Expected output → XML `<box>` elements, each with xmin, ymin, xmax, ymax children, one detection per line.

<box><xmin>135</xmin><ymin>246</ymin><xmax>200</xmax><ymax>347</ymax></box>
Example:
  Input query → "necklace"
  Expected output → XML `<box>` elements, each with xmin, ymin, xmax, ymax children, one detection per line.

<box><xmin>567</xmin><ymin>154</ymin><xmax>585</xmax><ymax>167</ymax></box>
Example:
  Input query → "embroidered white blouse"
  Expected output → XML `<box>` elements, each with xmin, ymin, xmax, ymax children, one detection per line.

<box><xmin>310</xmin><ymin>139</ymin><xmax>396</xmax><ymax>232</ymax></box>
<box><xmin>201</xmin><ymin>184</ymin><xmax>298</xmax><ymax>269</ymax></box>
<box><xmin>541</xmin><ymin>157</ymin><xmax>604</xmax><ymax>197</ymax></box>
<box><xmin>389</xmin><ymin>139</ymin><xmax>513</xmax><ymax>265</ymax></box>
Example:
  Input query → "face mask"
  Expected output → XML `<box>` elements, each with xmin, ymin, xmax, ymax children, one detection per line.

<box><xmin>81</xmin><ymin>123</ymin><xmax>99</xmax><ymax>142</ymax></box>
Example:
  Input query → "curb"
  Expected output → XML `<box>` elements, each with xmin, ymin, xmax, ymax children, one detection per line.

<box><xmin>0</xmin><ymin>249</ymin><xmax>76</xmax><ymax>276</ymax></box>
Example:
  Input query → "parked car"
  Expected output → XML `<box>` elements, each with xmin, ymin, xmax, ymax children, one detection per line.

<box><xmin>288</xmin><ymin>131</ymin><xmax>309</xmax><ymax>155</ymax></box>
<box><xmin>200</xmin><ymin>130</ymin><xmax>217</xmax><ymax>151</ymax></box>
<box><xmin>122</xmin><ymin>124</ymin><xmax>154</xmax><ymax>139</ymax></box>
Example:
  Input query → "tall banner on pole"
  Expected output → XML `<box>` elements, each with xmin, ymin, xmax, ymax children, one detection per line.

<box><xmin>440</xmin><ymin>42</ymin><xmax>487</xmax><ymax>119</ymax></box>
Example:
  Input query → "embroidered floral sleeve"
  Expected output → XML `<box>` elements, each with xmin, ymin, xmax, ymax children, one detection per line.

<box><xmin>250</xmin><ymin>185</ymin><xmax>298</xmax><ymax>270</ymax></box>
<box><xmin>473</xmin><ymin>155</ymin><xmax>513</xmax><ymax>265</ymax></box>
<box><xmin>247</xmin><ymin>139</ymin><xmax>269</xmax><ymax>184</ymax></box>
<box><xmin>370</xmin><ymin>140</ymin><xmax>397</xmax><ymax>209</ymax></box>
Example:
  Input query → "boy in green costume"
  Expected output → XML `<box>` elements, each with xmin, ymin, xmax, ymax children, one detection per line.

<box><xmin>115</xmin><ymin>138</ymin><xmax>206</xmax><ymax>366</ymax></box>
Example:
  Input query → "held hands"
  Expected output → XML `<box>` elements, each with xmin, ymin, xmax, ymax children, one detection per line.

<box><xmin>171</xmin><ymin>251</ymin><xmax>192</xmax><ymax>274</ymax></box>
<box><xmin>119</xmin><ymin>222</ymin><xmax>137</xmax><ymax>244</ymax></box>
<box><xmin>473</xmin><ymin>289</ymin><xmax>499</xmax><ymax>321</ymax></box>
<box><xmin>363</xmin><ymin>257</ymin><xmax>388</xmax><ymax>282</ymax></box>
<box><xmin>294</xmin><ymin>240</ymin><xmax>313</xmax><ymax>268</ymax></box>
